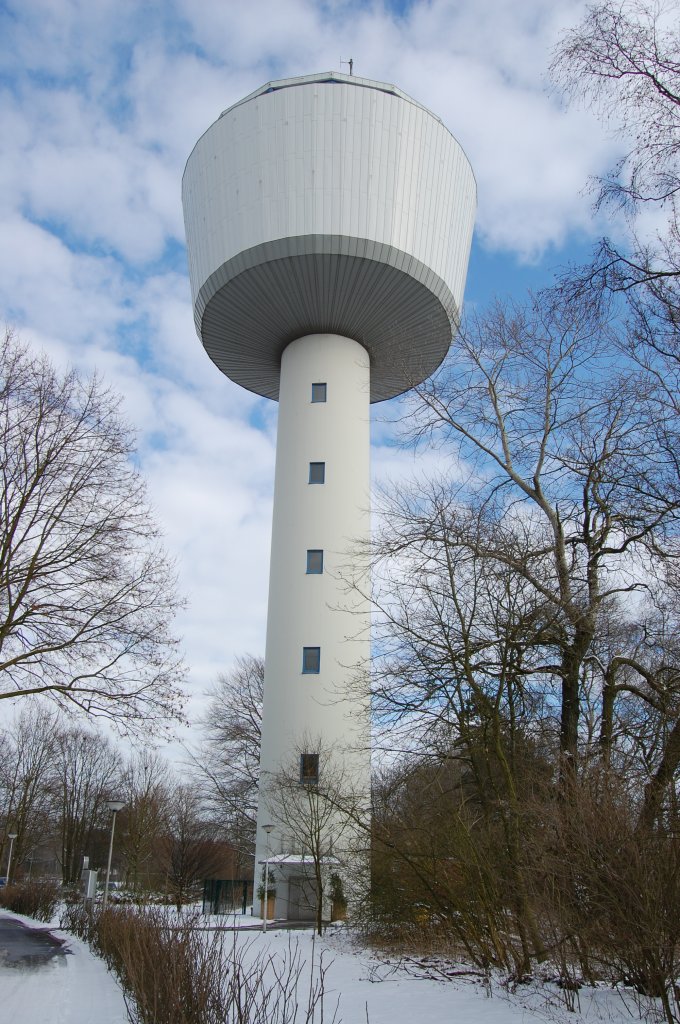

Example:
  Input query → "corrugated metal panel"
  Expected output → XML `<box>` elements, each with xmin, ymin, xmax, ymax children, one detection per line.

<box><xmin>198</xmin><ymin>242</ymin><xmax>453</xmax><ymax>403</ymax></box>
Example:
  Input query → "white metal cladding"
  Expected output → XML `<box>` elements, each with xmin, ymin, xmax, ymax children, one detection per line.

<box><xmin>182</xmin><ymin>72</ymin><xmax>476</xmax><ymax>401</ymax></box>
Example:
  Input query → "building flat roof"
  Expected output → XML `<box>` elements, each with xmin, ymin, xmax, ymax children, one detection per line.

<box><xmin>219</xmin><ymin>71</ymin><xmax>439</xmax><ymax>122</ymax></box>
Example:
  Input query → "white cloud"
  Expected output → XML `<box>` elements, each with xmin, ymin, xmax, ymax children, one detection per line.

<box><xmin>0</xmin><ymin>0</ymin><xmax>631</xmax><ymax>744</ymax></box>
<box><xmin>0</xmin><ymin>215</ymin><xmax>131</xmax><ymax>338</ymax></box>
<box><xmin>175</xmin><ymin>0</ymin><xmax>325</xmax><ymax>70</ymax></box>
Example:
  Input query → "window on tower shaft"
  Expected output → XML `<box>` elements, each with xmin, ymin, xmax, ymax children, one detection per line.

<box><xmin>309</xmin><ymin>462</ymin><xmax>325</xmax><ymax>484</ymax></box>
<box><xmin>306</xmin><ymin>549</ymin><xmax>323</xmax><ymax>574</ymax></box>
<box><xmin>311</xmin><ymin>382</ymin><xmax>327</xmax><ymax>403</ymax></box>
<box><xmin>300</xmin><ymin>753</ymin><xmax>319</xmax><ymax>786</ymax></box>
<box><xmin>302</xmin><ymin>647</ymin><xmax>320</xmax><ymax>673</ymax></box>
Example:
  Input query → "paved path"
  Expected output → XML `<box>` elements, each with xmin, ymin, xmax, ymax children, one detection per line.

<box><xmin>0</xmin><ymin>911</ymin><xmax>127</xmax><ymax>1023</ymax></box>
<box><xmin>0</xmin><ymin>915</ymin><xmax>68</xmax><ymax>967</ymax></box>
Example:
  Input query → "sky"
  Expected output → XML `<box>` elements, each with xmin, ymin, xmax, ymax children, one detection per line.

<box><xmin>0</xmin><ymin>0</ymin><xmax>629</xmax><ymax>752</ymax></box>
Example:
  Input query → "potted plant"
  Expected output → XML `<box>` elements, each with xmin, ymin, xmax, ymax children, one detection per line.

<box><xmin>329</xmin><ymin>872</ymin><xmax>347</xmax><ymax>922</ymax></box>
<box><xmin>256</xmin><ymin>865</ymin><xmax>277</xmax><ymax>920</ymax></box>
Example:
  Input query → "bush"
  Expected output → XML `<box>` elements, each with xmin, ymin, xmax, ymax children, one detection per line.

<box><xmin>0</xmin><ymin>879</ymin><xmax>60</xmax><ymax>922</ymax></box>
<box><xmin>59</xmin><ymin>899</ymin><xmax>95</xmax><ymax>939</ymax></box>
<box><xmin>531</xmin><ymin>772</ymin><xmax>680</xmax><ymax>1024</ymax></box>
<box><xmin>63</xmin><ymin>904</ymin><xmax>337</xmax><ymax>1024</ymax></box>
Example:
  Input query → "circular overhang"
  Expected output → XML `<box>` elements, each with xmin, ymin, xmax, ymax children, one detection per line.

<box><xmin>183</xmin><ymin>72</ymin><xmax>475</xmax><ymax>403</ymax></box>
<box><xmin>196</xmin><ymin>235</ymin><xmax>457</xmax><ymax>404</ymax></box>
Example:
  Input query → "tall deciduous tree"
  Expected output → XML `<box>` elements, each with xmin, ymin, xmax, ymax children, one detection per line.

<box><xmin>51</xmin><ymin>724</ymin><xmax>121</xmax><ymax>884</ymax></box>
<box><xmin>0</xmin><ymin>331</ymin><xmax>185</xmax><ymax>734</ymax></box>
<box><xmin>160</xmin><ymin>784</ymin><xmax>222</xmax><ymax>911</ymax></box>
<box><xmin>191</xmin><ymin>655</ymin><xmax>263</xmax><ymax>864</ymax></box>
<box><xmin>396</xmin><ymin>291</ymin><xmax>680</xmax><ymax>770</ymax></box>
<box><xmin>0</xmin><ymin>703</ymin><xmax>58</xmax><ymax>876</ymax></box>
<box><xmin>549</xmin><ymin>0</ymin><xmax>680</xmax><ymax>818</ymax></box>
<box><xmin>118</xmin><ymin>750</ymin><xmax>171</xmax><ymax>890</ymax></box>
<box><xmin>551</xmin><ymin>0</ymin><xmax>680</xmax><ymax>394</ymax></box>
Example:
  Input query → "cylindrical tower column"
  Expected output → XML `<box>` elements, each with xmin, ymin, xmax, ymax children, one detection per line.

<box><xmin>255</xmin><ymin>333</ymin><xmax>371</xmax><ymax>887</ymax></box>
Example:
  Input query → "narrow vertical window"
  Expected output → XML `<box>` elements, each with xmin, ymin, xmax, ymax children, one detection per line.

<box><xmin>300</xmin><ymin>753</ymin><xmax>320</xmax><ymax>786</ymax></box>
<box><xmin>311</xmin><ymin>382</ymin><xmax>327</xmax><ymax>403</ymax></box>
<box><xmin>308</xmin><ymin>462</ymin><xmax>325</xmax><ymax>484</ymax></box>
<box><xmin>302</xmin><ymin>646</ymin><xmax>320</xmax><ymax>673</ymax></box>
<box><xmin>306</xmin><ymin>549</ymin><xmax>323</xmax><ymax>574</ymax></box>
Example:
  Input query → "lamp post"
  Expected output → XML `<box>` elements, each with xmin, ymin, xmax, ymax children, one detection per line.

<box><xmin>262</xmin><ymin>824</ymin><xmax>274</xmax><ymax>933</ymax></box>
<box><xmin>5</xmin><ymin>832</ymin><xmax>17</xmax><ymax>885</ymax></box>
<box><xmin>103</xmin><ymin>800</ymin><xmax>124</xmax><ymax>907</ymax></box>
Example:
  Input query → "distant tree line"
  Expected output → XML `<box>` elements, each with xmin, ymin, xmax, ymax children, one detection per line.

<box><xmin>0</xmin><ymin>702</ymin><xmax>245</xmax><ymax>910</ymax></box>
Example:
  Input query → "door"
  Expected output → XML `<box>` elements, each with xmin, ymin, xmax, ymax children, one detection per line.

<box><xmin>288</xmin><ymin>874</ymin><xmax>316</xmax><ymax>921</ymax></box>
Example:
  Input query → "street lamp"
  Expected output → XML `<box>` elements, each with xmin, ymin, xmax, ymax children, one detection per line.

<box><xmin>103</xmin><ymin>800</ymin><xmax>125</xmax><ymax>908</ymax></box>
<box><xmin>5</xmin><ymin>832</ymin><xmax>18</xmax><ymax>885</ymax></box>
<box><xmin>262</xmin><ymin>824</ymin><xmax>274</xmax><ymax>934</ymax></box>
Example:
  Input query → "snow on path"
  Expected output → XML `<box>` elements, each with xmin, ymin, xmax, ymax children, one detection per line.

<box><xmin>0</xmin><ymin>911</ymin><xmax>126</xmax><ymax>1024</ymax></box>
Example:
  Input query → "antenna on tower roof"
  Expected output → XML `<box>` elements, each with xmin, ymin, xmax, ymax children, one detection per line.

<box><xmin>340</xmin><ymin>57</ymin><xmax>354</xmax><ymax>76</ymax></box>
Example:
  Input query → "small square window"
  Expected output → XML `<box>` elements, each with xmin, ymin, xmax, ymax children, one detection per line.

<box><xmin>302</xmin><ymin>646</ymin><xmax>320</xmax><ymax>673</ymax></box>
<box><xmin>309</xmin><ymin>462</ymin><xmax>325</xmax><ymax>484</ymax></box>
<box><xmin>306</xmin><ymin>549</ymin><xmax>323</xmax><ymax>574</ymax></box>
<box><xmin>300</xmin><ymin>753</ymin><xmax>319</xmax><ymax>786</ymax></box>
<box><xmin>311</xmin><ymin>383</ymin><xmax>327</xmax><ymax>403</ymax></box>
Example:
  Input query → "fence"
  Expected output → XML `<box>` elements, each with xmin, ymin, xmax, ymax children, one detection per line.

<box><xmin>202</xmin><ymin>879</ymin><xmax>253</xmax><ymax>915</ymax></box>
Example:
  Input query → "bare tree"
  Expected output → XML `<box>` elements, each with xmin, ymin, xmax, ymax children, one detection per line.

<box><xmin>367</xmin><ymin>493</ymin><xmax>565</xmax><ymax>966</ymax></box>
<box><xmin>51</xmin><ymin>724</ymin><xmax>122</xmax><ymax>884</ymax></box>
<box><xmin>551</xmin><ymin>0</ymin><xmax>680</xmax><ymax>398</ymax></box>
<box><xmin>118</xmin><ymin>750</ymin><xmax>171</xmax><ymax>891</ymax></box>
<box><xmin>0</xmin><ymin>702</ymin><xmax>58</xmax><ymax>877</ymax></box>
<box><xmin>549</xmin><ymin>2</ymin><xmax>680</xmax><ymax>823</ymax></box>
<box><xmin>160</xmin><ymin>784</ymin><xmax>223</xmax><ymax>911</ymax></box>
<box><xmin>264</xmin><ymin>739</ymin><xmax>368</xmax><ymax>936</ymax></box>
<box><xmin>0</xmin><ymin>331</ymin><xmax>185</xmax><ymax>734</ymax></box>
<box><xmin>552</xmin><ymin>0</ymin><xmax>680</xmax><ymax>219</ymax></box>
<box><xmin>357</xmin><ymin>289</ymin><xmax>680</xmax><ymax>982</ymax></box>
<box><xmin>190</xmin><ymin>655</ymin><xmax>263</xmax><ymax>865</ymax></box>
<box><xmin>392</xmin><ymin>290</ymin><xmax>680</xmax><ymax>775</ymax></box>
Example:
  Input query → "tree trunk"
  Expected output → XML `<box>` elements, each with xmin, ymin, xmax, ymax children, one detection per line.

<box><xmin>560</xmin><ymin>628</ymin><xmax>594</xmax><ymax>776</ymax></box>
<box><xmin>637</xmin><ymin>716</ymin><xmax>680</xmax><ymax>833</ymax></box>
<box><xmin>599</xmin><ymin>666</ymin><xmax>616</xmax><ymax>766</ymax></box>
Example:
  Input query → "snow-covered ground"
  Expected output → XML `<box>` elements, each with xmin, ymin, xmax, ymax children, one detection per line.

<box><xmin>0</xmin><ymin>908</ymin><xmax>663</xmax><ymax>1024</ymax></box>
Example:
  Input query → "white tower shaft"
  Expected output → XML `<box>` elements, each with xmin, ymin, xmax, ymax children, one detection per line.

<box><xmin>256</xmin><ymin>334</ymin><xmax>371</xmax><ymax>882</ymax></box>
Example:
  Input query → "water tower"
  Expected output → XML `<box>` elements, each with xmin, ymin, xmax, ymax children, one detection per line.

<box><xmin>183</xmin><ymin>71</ymin><xmax>475</xmax><ymax>921</ymax></box>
